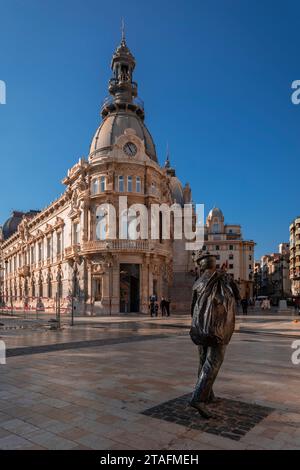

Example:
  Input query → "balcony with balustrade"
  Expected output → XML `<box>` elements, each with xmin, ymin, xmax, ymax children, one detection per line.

<box><xmin>81</xmin><ymin>239</ymin><xmax>170</xmax><ymax>257</ymax></box>
<box><xmin>65</xmin><ymin>244</ymin><xmax>81</xmax><ymax>260</ymax></box>
<box><xmin>101</xmin><ymin>93</ymin><xmax>145</xmax><ymax>119</ymax></box>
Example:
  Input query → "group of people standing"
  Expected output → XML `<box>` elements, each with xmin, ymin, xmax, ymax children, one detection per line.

<box><xmin>240</xmin><ymin>297</ymin><xmax>271</xmax><ymax>314</ymax></box>
<box><xmin>149</xmin><ymin>295</ymin><xmax>171</xmax><ymax>317</ymax></box>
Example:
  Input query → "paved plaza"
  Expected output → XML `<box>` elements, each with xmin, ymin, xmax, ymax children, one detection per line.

<box><xmin>0</xmin><ymin>312</ymin><xmax>300</xmax><ymax>450</ymax></box>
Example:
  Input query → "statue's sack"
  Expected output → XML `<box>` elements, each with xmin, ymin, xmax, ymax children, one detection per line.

<box><xmin>190</xmin><ymin>272</ymin><xmax>236</xmax><ymax>346</ymax></box>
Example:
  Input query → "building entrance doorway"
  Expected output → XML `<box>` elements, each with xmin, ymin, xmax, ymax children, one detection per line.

<box><xmin>120</xmin><ymin>264</ymin><xmax>140</xmax><ymax>313</ymax></box>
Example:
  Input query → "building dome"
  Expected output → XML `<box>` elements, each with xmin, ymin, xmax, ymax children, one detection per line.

<box><xmin>2</xmin><ymin>210</ymin><xmax>40</xmax><ymax>241</ymax></box>
<box><xmin>89</xmin><ymin>111</ymin><xmax>157</xmax><ymax>162</ymax></box>
<box><xmin>170</xmin><ymin>176</ymin><xmax>184</xmax><ymax>207</ymax></box>
<box><xmin>2</xmin><ymin>211</ymin><xmax>24</xmax><ymax>240</ymax></box>
<box><xmin>207</xmin><ymin>207</ymin><xmax>224</xmax><ymax>221</ymax></box>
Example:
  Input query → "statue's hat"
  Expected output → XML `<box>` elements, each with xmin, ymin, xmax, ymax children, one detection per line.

<box><xmin>192</xmin><ymin>250</ymin><xmax>216</xmax><ymax>263</ymax></box>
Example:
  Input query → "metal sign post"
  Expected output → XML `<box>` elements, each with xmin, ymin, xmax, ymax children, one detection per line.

<box><xmin>71</xmin><ymin>295</ymin><xmax>74</xmax><ymax>326</ymax></box>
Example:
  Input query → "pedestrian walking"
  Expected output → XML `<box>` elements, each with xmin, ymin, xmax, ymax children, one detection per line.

<box><xmin>160</xmin><ymin>297</ymin><xmax>167</xmax><ymax>316</ymax></box>
<box><xmin>241</xmin><ymin>298</ymin><xmax>248</xmax><ymax>315</ymax></box>
<box><xmin>165</xmin><ymin>298</ymin><xmax>171</xmax><ymax>316</ymax></box>
<box><xmin>293</xmin><ymin>297</ymin><xmax>300</xmax><ymax>315</ymax></box>
<box><xmin>149</xmin><ymin>294</ymin><xmax>156</xmax><ymax>317</ymax></box>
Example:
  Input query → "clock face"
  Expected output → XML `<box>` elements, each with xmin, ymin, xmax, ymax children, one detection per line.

<box><xmin>123</xmin><ymin>142</ymin><xmax>137</xmax><ymax>157</ymax></box>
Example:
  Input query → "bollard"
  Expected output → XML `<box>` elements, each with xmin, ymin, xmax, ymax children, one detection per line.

<box><xmin>0</xmin><ymin>340</ymin><xmax>6</xmax><ymax>365</ymax></box>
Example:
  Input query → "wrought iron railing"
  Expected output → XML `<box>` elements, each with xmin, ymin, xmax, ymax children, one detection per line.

<box><xmin>101</xmin><ymin>95</ymin><xmax>144</xmax><ymax>112</ymax></box>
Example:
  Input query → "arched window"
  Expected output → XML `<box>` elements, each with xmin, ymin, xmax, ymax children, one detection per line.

<box><xmin>120</xmin><ymin>209</ymin><xmax>143</xmax><ymax>240</ymax></box>
<box><xmin>118</xmin><ymin>176</ymin><xmax>124</xmax><ymax>192</ymax></box>
<box><xmin>120</xmin><ymin>210</ymin><xmax>128</xmax><ymax>239</ymax></box>
<box><xmin>128</xmin><ymin>211</ymin><xmax>137</xmax><ymax>240</ymax></box>
<box><xmin>96</xmin><ymin>208</ymin><xmax>107</xmax><ymax>240</ymax></box>
<box><xmin>100</xmin><ymin>176</ymin><xmax>105</xmax><ymax>192</ymax></box>
<box><xmin>73</xmin><ymin>222</ymin><xmax>80</xmax><ymax>244</ymax></box>
<box><xmin>46</xmin><ymin>238</ymin><xmax>51</xmax><ymax>259</ymax></box>
<box><xmin>57</xmin><ymin>232</ymin><xmax>62</xmax><ymax>255</ymax></box>
<box><xmin>212</xmin><ymin>223</ymin><xmax>220</xmax><ymax>233</ymax></box>
<box><xmin>31</xmin><ymin>245</ymin><xmax>35</xmax><ymax>265</ymax></box>
<box><xmin>122</xmin><ymin>206</ymin><xmax>148</xmax><ymax>240</ymax></box>
<box><xmin>92</xmin><ymin>179</ymin><xmax>99</xmax><ymax>195</ymax></box>
<box><xmin>127</xmin><ymin>176</ymin><xmax>132</xmax><ymax>192</ymax></box>
<box><xmin>38</xmin><ymin>242</ymin><xmax>43</xmax><ymax>262</ymax></box>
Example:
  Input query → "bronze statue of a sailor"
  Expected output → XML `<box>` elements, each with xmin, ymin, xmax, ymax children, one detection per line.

<box><xmin>190</xmin><ymin>251</ymin><xmax>240</xmax><ymax>418</ymax></box>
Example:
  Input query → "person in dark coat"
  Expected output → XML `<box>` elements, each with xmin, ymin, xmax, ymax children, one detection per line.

<box><xmin>149</xmin><ymin>294</ymin><xmax>156</xmax><ymax>317</ymax></box>
<box><xmin>160</xmin><ymin>297</ymin><xmax>167</xmax><ymax>316</ymax></box>
<box><xmin>241</xmin><ymin>298</ymin><xmax>248</xmax><ymax>315</ymax></box>
<box><xmin>165</xmin><ymin>299</ymin><xmax>171</xmax><ymax>316</ymax></box>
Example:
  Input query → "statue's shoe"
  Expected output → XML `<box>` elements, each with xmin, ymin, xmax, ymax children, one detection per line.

<box><xmin>189</xmin><ymin>400</ymin><xmax>215</xmax><ymax>419</ymax></box>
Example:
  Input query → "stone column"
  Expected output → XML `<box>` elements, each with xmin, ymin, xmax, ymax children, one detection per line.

<box><xmin>111</xmin><ymin>257</ymin><xmax>120</xmax><ymax>314</ymax></box>
<box><xmin>88</xmin><ymin>208</ymin><xmax>93</xmax><ymax>241</ymax></box>
<box><xmin>141</xmin><ymin>255</ymin><xmax>150</xmax><ymax>314</ymax></box>
<box><xmin>81</xmin><ymin>200</ymin><xmax>89</xmax><ymax>243</ymax></box>
<box><xmin>82</xmin><ymin>257</ymin><xmax>88</xmax><ymax>314</ymax></box>
<box><xmin>101</xmin><ymin>264</ymin><xmax>110</xmax><ymax>314</ymax></box>
<box><xmin>157</xmin><ymin>263</ymin><xmax>162</xmax><ymax>302</ymax></box>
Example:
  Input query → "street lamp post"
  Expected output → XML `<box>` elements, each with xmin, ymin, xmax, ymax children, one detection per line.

<box><xmin>71</xmin><ymin>264</ymin><xmax>77</xmax><ymax>327</ymax></box>
<box><xmin>281</xmin><ymin>261</ymin><xmax>285</xmax><ymax>299</ymax></box>
<box><xmin>0</xmin><ymin>263</ymin><xmax>4</xmax><ymax>313</ymax></box>
<box><xmin>4</xmin><ymin>260</ymin><xmax>9</xmax><ymax>313</ymax></box>
<box><xmin>108</xmin><ymin>262</ymin><xmax>112</xmax><ymax>316</ymax></box>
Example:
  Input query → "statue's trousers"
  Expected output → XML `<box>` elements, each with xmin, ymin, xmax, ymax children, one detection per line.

<box><xmin>192</xmin><ymin>344</ymin><xmax>227</xmax><ymax>403</ymax></box>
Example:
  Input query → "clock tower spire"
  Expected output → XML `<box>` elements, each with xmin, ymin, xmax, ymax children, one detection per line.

<box><xmin>101</xmin><ymin>23</ymin><xmax>144</xmax><ymax>119</ymax></box>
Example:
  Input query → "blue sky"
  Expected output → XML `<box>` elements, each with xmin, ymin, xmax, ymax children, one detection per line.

<box><xmin>0</xmin><ymin>0</ymin><xmax>299</xmax><ymax>258</ymax></box>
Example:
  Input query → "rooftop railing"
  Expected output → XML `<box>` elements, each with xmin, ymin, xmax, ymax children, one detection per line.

<box><xmin>101</xmin><ymin>95</ymin><xmax>144</xmax><ymax>113</ymax></box>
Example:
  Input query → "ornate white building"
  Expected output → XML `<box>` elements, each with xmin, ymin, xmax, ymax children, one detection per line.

<box><xmin>0</xmin><ymin>34</ymin><xmax>194</xmax><ymax>315</ymax></box>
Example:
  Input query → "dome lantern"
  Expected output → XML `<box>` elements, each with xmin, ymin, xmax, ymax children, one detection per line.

<box><xmin>101</xmin><ymin>22</ymin><xmax>144</xmax><ymax>120</ymax></box>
